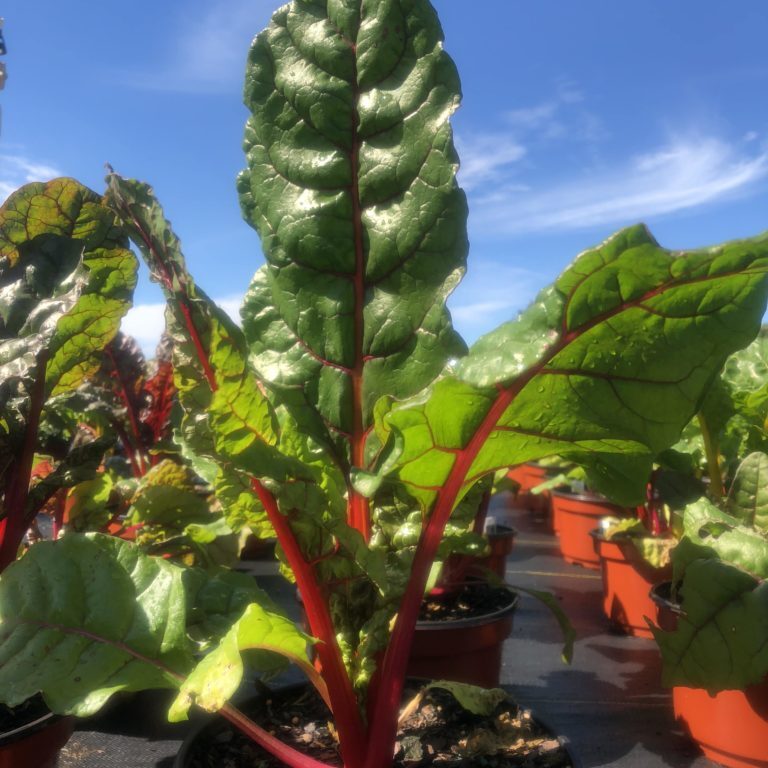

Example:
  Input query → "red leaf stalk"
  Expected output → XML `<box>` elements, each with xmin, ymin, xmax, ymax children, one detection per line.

<box><xmin>0</xmin><ymin>353</ymin><xmax>49</xmax><ymax>572</ymax></box>
<box><xmin>251</xmin><ymin>479</ymin><xmax>367</xmax><ymax>768</ymax></box>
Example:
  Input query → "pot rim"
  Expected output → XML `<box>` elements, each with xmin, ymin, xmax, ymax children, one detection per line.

<box><xmin>0</xmin><ymin>708</ymin><xmax>59</xmax><ymax>748</ymax></box>
<box><xmin>415</xmin><ymin>589</ymin><xmax>519</xmax><ymax>630</ymax></box>
<box><xmin>551</xmin><ymin>489</ymin><xmax>615</xmax><ymax>503</ymax></box>
<box><xmin>648</xmin><ymin>580</ymin><xmax>684</xmax><ymax>616</ymax></box>
<box><xmin>486</xmin><ymin>524</ymin><xmax>517</xmax><ymax>538</ymax></box>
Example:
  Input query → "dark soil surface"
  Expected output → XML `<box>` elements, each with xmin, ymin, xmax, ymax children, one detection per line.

<box><xmin>419</xmin><ymin>583</ymin><xmax>516</xmax><ymax>622</ymax></box>
<box><xmin>183</xmin><ymin>684</ymin><xmax>572</xmax><ymax>768</ymax></box>
<box><xmin>0</xmin><ymin>695</ymin><xmax>49</xmax><ymax>738</ymax></box>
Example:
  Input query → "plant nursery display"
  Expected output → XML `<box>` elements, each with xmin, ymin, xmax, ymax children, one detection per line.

<box><xmin>652</xmin><ymin>452</ymin><xmax>768</xmax><ymax>768</ymax></box>
<box><xmin>3</xmin><ymin>1</ymin><xmax>768</xmax><ymax>768</ymax></box>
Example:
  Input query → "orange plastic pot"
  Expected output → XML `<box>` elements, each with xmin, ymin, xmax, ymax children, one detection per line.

<box><xmin>673</xmin><ymin>682</ymin><xmax>768</xmax><ymax>768</ymax></box>
<box><xmin>593</xmin><ymin>533</ymin><xmax>671</xmax><ymax>637</ymax></box>
<box><xmin>508</xmin><ymin>463</ymin><xmax>555</xmax><ymax>517</ymax></box>
<box><xmin>407</xmin><ymin>593</ymin><xmax>518</xmax><ymax>688</ymax></box>
<box><xmin>651</xmin><ymin>583</ymin><xmax>768</xmax><ymax>767</ymax></box>
<box><xmin>0</xmin><ymin>710</ymin><xmax>73</xmax><ymax>768</ymax></box>
<box><xmin>551</xmin><ymin>491</ymin><xmax>630</xmax><ymax>569</ymax></box>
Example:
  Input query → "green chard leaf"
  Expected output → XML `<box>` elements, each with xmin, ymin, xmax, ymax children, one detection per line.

<box><xmin>0</xmin><ymin>534</ymin><xmax>193</xmax><ymax>714</ymax></box>
<box><xmin>375</xmin><ymin>225</ymin><xmax>768</xmax><ymax>510</ymax></box>
<box><xmin>0</xmin><ymin>178</ymin><xmax>137</xmax><ymax>398</ymax></box>
<box><xmin>726</xmin><ymin>451</ymin><xmax>768</xmax><ymax>530</ymax></box>
<box><xmin>654</xmin><ymin>557</ymin><xmax>768</xmax><ymax>692</ymax></box>
<box><xmin>0</xmin><ymin>179</ymin><xmax>137</xmax><ymax>556</ymax></box>
<box><xmin>104</xmin><ymin>175</ymin><xmax>316</xmax><ymax>527</ymax></box>
<box><xmin>238</xmin><ymin>0</ymin><xmax>467</xmax><ymax>468</ymax></box>
<box><xmin>170</xmin><ymin>602</ymin><xmax>315</xmax><ymax>721</ymax></box>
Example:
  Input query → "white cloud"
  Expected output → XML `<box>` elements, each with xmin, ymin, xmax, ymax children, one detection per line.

<box><xmin>0</xmin><ymin>154</ymin><xmax>62</xmax><ymax>202</ymax></box>
<box><xmin>449</xmin><ymin>263</ymin><xmax>543</xmax><ymax>344</ymax></box>
<box><xmin>122</xmin><ymin>294</ymin><xmax>243</xmax><ymax>356</ymax></box>
<box><xmin>456</xmin><ymin>82</ymin><xmax>605</xmax><ymax>196</ymax></box>
<box><xmin>470</xmin><ymin>135</ymin><xmax>768</xmax><ymax>236</ymax></box>
<box><xmin>456</xmin><ymin>134</ymin><xmax>527</xmax><ymax>191</ymax></box>
<box><xmin>122</xmin><ymin>0</ymin><xmax>271</xmax><ymax>93</ymax></box>
<box><xmin>506</xmin><ymin>102</ymin><xmax>559</xmax><ymax>130</ymax></box>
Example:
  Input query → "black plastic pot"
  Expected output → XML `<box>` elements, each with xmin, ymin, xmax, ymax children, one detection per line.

<box><xmin>648</xmin><ymin>580</ymin><xmax>683</xmax><ymax>632</ymax></box>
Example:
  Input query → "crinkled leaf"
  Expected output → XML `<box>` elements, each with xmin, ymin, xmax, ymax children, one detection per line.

<box><xmin>654</xmin><ymin>558</ymin><xmax>768</xmax><ymax>691</ymax></box>
<box><xmin>105</xmin><ymin>175</ymin><xmax>313</xmax><ymax>488</ymax></box>
<box><xmin>0</xmin><ymin>178</ymin><xmax>137</xmax><ymax>397</ymax></box>
<box><xmin>238</xmin><ymin>0</ymin><xmax>467</xmax><ymax>464</ymax></box>
<box><xmin>0</xmin><ymin>179</ymin><xmax>136</xmax><ymax>548</ymax></box>
<box><xmin>0</xmin><ymin>534</ymin><xmax>193</xmax><ymax>715</ymax></box>
<box><xmin>726</xmin><ymin>451</ymin><xmax>768</xmax><ymax>530</ymax></box>
<box><xmin>376</xmin><ymin>225</ymin><xmax>768</xmax><ymax>511</ymax></box>
<box><xmin>676</xmin><ymin>496</ymin><xmax>768</xmax><ymax>578</ymax></box>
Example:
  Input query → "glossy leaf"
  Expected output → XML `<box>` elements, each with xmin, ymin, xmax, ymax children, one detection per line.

<box><xmin>376</xmin><ymin>225</ymin><xmax>768</xmax><ymax>510</ymax></box>
<box><xmin>0</xmin><ymin>534</ymin><xmax>192</xmax><ymax>714</ymax></box>
<box><xmin>238</xmin><ymin>0</ymin><xmax>467</xmax><ymax>466</ymax></box>
<box><xmin>0</xmin><ymin>178</ymin><xmax>137</xmax><ymax>397</ymax></box>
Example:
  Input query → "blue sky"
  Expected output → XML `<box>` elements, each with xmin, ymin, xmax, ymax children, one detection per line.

<box><xmin>2</xmin><ymin>1</ymin><xmax>768</xmax><ymax>354</ymax></box>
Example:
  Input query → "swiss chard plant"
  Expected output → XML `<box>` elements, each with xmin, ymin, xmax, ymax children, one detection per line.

<box><xmin>3</xmin><ymin>2</ymin><xmax>768</xmax><ymax>768</ymax></box>
<box><xmin>96</xmin><ymin>331</ymin><xmax>177</xmax><ymax>479</ymax></box>
<box><xmin>652</xmin><ymin>452</ymin><xmax>768</xmax><ymax>692</ymax></box>
<box><xmin>0</xmin><ymin>178</ymin><xmax>137</xmax><ymax>571</ymax></box>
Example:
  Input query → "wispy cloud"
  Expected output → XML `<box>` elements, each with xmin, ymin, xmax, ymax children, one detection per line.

<box><xmin>470</xmin><ymin>135</ymin><xmax>768</xmax><ymax>236</ymax></box>
<box><xmin>448</xmin><ymin>263</ymin><xmax>543</xmax><ymax>344</ymax></box>
<box><xmin>0</xmin><ymin>154</ymin><xmax>62</xmax><ymax>202</ymax></box>
<box><xmin>456</xmin><ymin>81</ymin><xmax>604</xmax><ymax>195</ymax></box>
<box><xmin>121</xmin><ymin>0</ymin><xmax>271</xmax><ymax>93</ymax></box>
<box><xmin>122</xmin><ymin>295</ymin><xmax>243</xmax><ymax>356</ymax></box>
<box><xmin>456</xmin><ymin>134</ymin><xmax>527</xmax><ymax>191</ymax></box>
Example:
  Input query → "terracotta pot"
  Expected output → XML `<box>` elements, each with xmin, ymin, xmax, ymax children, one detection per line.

<box><xmin>407</xmin><ymin>591</ymin><xmax>518</xmax><ymax>688</ymax></box>
<box><xmin>551</xmin><ymin>491</ymin><xmax>631</xmax><ymax>569</ymax></box>
<box><xmin>0</xmin><ymin>707</ymin><xmax>73</xmax><ymax>768</ymax></box>
<box><xmin>592</xmin><ymin>533</ymin><xmax>672</xmax><ymax>638</ymax></box>
<box><xmin>673</xmin><ymin>681</ymin><xmax>768</xmax><ymax>768</ymax></box>
<box><xmin>507</xmin><ymin>463</ymin><xmax>556</xmax><ymax>517</ymax></box>
<box><xmin>651</xmin><ymin>583</ymin><xmax>768</xmax><ymax>767</ymax></box>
